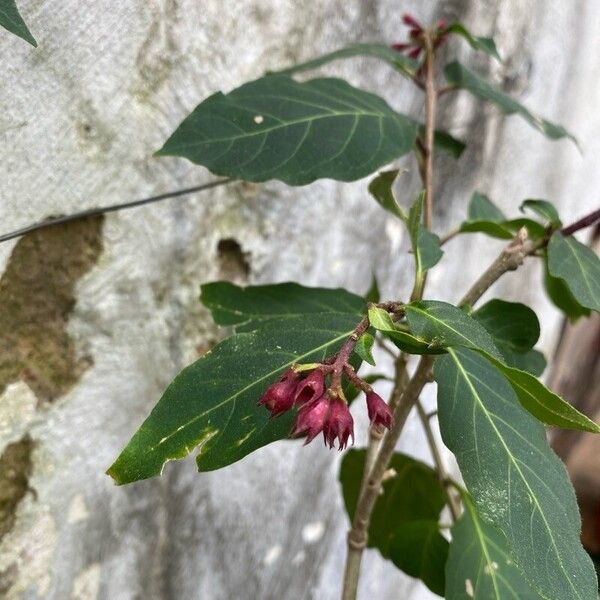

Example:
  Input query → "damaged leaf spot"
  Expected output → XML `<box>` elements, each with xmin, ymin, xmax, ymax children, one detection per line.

<box><xmin>0</xmin><ymin>216</ymin><xmax>104</xmax><ymax>401</ymax></box>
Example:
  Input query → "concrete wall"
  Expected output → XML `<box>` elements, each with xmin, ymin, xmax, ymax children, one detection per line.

<box><xmin>1</xmin><ymin>1</ymin><xmax>599</xmax><ymax>598</ymax></box>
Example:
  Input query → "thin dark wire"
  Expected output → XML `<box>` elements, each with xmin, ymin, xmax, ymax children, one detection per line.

<box><xmin>0</xmin><ymin>177</ymin><xmax>233</xmax><ymax>243</ymax></box>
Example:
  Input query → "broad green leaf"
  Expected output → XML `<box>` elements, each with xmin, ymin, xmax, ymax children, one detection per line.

<box><xmin>368</xmin><ymin>169</ymin><xmax>407</xmax><ymax>221</ymax></box>
<box><xmin>405</xmin><ymin>300</ymin><xmax>502</xmax><ymax>360</ymax></box>
<box><xmin>108</xmin><ymin>311</ymin><xmax>361</xmax><ymax>483</ymax></box>
<box><xmin>340</xmin><ymin>449</ymin><xmax>446</xmax><ymax>557</ymax></box>
<box><xmin>444</xmin><ymin>62</ymin><xmax>576</xmax><ymax>143</ymax></box>
<box><xmin>200</xmin><ymin>281</ymin><xmax>364</xmax><ymax>330</ymax></box>
<box><xmin>354</xmin><ymin>332</ymin><xmax>376</xmax><ymax>366</ymax></box>
<box><xmin>434</xmin><ymin>348</ymin><xmax>598</xmax><ymax>599</ymax></box>
<box><xmin>389</xmin><ymin>521</ymin><xmax>449</xmax><ymax>596</ymax></box>
<box><xmin>364</xmin><ymin>274</ymin><xmax>380</xmax><ymax>304</ymax></box>
<box><xmin>471</xmin><ymin>299</ymin><xmax>546</xmax><ymax>376</ymax></box>
<box><xmin>459</xmin><ymin>220</ymin><xmax>514</xmax><ymax>239</ymax></box>
<box><xmin>446</xmin><ymin>492</ymin><xmax>543</xmax><ymax>599</ymax></box>
<box><xmin>0</xmin><ymin>0</ymin><xmax>36</xmax><ymax>46</ymax></box>
<box><xmin>367</xmin><ymin>306</ymin><xmax>444</xmax><ymax>354</ymax></box>
<box><xmin>472</xmin><ymin>299</ymin><xmax>539</xmax><ymax>354</ymax></box>
<box><xmin>520</xmin><ymin>199</ymin><xmax>561</xmax><ymax>227</ymax></box>
<box><xmin>275</xmin><ymin>43</ymin><xmax>418</xmax><ymax>79</ymax></box>
<box><xmin>484</xmin><ymin>354</ymin><xmax>600</xmax><ymax>433</ymax></box>
<box><xmin>544</xmin><ymin>265</ymin><xmax>591</xmax><ymax>320</ymax></box>
<box><xmin>547</xmin><ymin>232</ymin><xmax>600</xmax><ymax>312</ymax></box>
<box><xmin>502</xmin><ymin>217</ymin><xmax>547</xmax><ymax>239</ymax></box>
<box><xmin>408</xmin><ymin>192</ymin><xmax>443</xmax><ymax>279</ymax></box>
<box><xmin>157</xmin><ymin>75</ymin><xmax>419</xmax><ymax>185</ymax></box>
<box><xmin>445</xmin><ymin>22</ymin><xmax>501</xmax><ymax>61</ymax></box>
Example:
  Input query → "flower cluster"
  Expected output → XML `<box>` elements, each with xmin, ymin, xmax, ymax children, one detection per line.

<box><xmin>392</xmin><ymin>14</ymin><xmax>448</xmax><ymax>60</ymax></box>
<box><xmin>258</xmin><ymin>364</ymin><xmax>394</xmax><ymax>450</ymax></box>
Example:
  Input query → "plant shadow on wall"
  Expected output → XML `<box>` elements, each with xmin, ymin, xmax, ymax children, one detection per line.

<box><xmin>3</xmin><ymin>5</ymin><xmax>600</xmax><ymax>600</ymax></box>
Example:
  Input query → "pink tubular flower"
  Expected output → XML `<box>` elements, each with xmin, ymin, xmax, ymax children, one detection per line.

<box><xmin>323</xmin><ymin>397</ymin><xmax>354</xmax><ymax>450</ymax></box>
<box><xmin>366</xmin><ymin>392</ymin><xmax>394</xmax><ymax>430</ymax></box>
<box><xmin>293</xmin><ymin>369</ymin><xmax>325</xmax><ymax>406</ymax></box>
<box><xmin>258</xmin><ymin>369</ymin><xmax>300</xmax><ymax>417</ymax></box>
<box><xmin>402</xmin><ymin>13</ymin><xmax>422</xmax><ymax>30</ymax></box>
<box><xmin>293</xmin><ymin>395</ymin><xmax>329</xmax><ymax>444</ymax></box>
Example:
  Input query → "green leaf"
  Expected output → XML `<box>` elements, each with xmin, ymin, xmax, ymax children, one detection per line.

<box><xmin>340</xmin><ymin>449</ymin><xmax>446</xmax><ymax>557</ymax></box>
<box><xmin>367</xmin><ymin>306</ymin><xmax>444</xmax><ymax>354</ymax></box>
<box><xmin>471</xmin><ymin>299</ymin><xmax>539</xmax><ymax>354</ymax></box>
<box><xmin>200</xmin><ymin>281</ymin><xmax>365</xmax><ymax>330</ymax></box>
<box><xmin>484</xmin><ymin>355</ymin><xmax>600</xmax><ymax>433</ymax></box>
<box><xmin>354</xmin><ymin>332</ymin><xmax>376</xmax><ymax>366</ymax></box>
<box><xmin>368</xmin><ymin>169</ymin><xmax>407</xmax><ymax>221</ymax></box>
<box><xmin>544</xmin><ymin>265</ymin><xmax>591</xmax><ymax>320</ymax></box>
<box><xmin>444</xmin><ymin>62</ymin><xmax>576</xmax><ymax>143</ymax></box>
<box><xmin>446</xmin><ymin>491</ymin><xmax>543</xmax><ymax>599</ymax></box>
<box><xmin>408</xmin><ymin>192</ymin><xmax>443</xmax><ymax>279</ymax></box>
<box><xmin>445</xmin><ymin>22</ymin><xmax>501</xmax><ymax>61</ymax></box>
<box><xmin>434</xmin><ymin>348</ymin><xmax>598</xmax><ymax>599</ymax></box>
<box><xmin>275</xmin><ymin>43</ymin><xmax>418</xmax><ymax>79</ymax></box>
<box><xmin>547</xmin><ymin>232</ymin><xmax>600</xmax><ymax>312</ymax></box>
<box><xmin>458</xmin><ymin>193</ymin><xmax>514</xmax><ymax>239</ymax></box>
<box><xmin>503</xmin><ymin>217</ymin><xmax>547</xmax><ymax>239</ymax></box>
<box><xmin>157</xmin><ymin>75</ymin><xmax>419</xmax><ymax>185</ymax></box>
<box><xmin>405</xmin><ymin>300</ymin><xmax>503</xmax><ymax>360</ymax></box>
<box><xmin>520</xmin><ymin>199</ymin><xmax>561</xmax><ymax>227</ymax></box>
<box><xmin>108</xmin><ymin>311</ymin><xmax>362</xmax><ymax>483</ymax></box>
<box><xmin>389</xmin><ymin>521</ymin><xmax>449</xmax><ymax>596</ymax></box>
<box><xmin>0</xmin><ymin>0</ymin><xmax>37</xmax><ymax>46</ymax></box>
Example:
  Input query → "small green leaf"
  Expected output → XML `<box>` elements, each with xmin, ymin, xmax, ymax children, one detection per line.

<box><xmin>444</xmin><ymin>61</ymin><xmax>577</xmax><ymax>143</ymax></box>
<box><xmin>433</xmin><ymin>129</ymin><xmax>467</xmax><ymax>159</ymax></box>
<box><xmin>547</xmin><ymin>232</ymin><xmax>600</xmax><ymax>312</ymax></box>
<box><xmin>520</xmin><ymin>199</ymin><xmax>562</xmax><ymax>227</ymax></box>
<box><xmin>467</xmin><ymin>192</ymin><xmax>506</xmax><ymax>222</ymax></box>
<box><xmin>389</xmin><ymin>521</ymin><xmax>449</xmax><ymax>596</ymax></box>
<box><xmin>201</xmin><ymin>281</ymin><xmax>365</xmax><ymax>330</ymax></box>
<box><xmin>368</xmin><ymin>306</ymin><xmax>444</xmax><ymax>354</ymax></box>
<box><xmin>544</xmin><ymin>264</ymin><xmax>591</xmax><ymax>320</ymax></box>
<box><xmin>364</xmin><ymin>275</ymin><xmax>380</xmax><ymax>304</ymax></box>
<box><xmin>340</xmin><ymin>450</ymin><xmax>446</xmax><ymax>556</ymax></box>
<box><xmin>446</xmin><ymin>492</ymin><xmax>543</xmax><ymax>599</ymax></box>
<box><xmin>109</xmin><ymin>307</ymin><xmax>364</xmax><ymax>483</ymax></box>
<box><xmin>275</xmin><ymin>43</ymin><xmax>418</xmax><ymax>79</ymax></box>
<box><xmin>157</xmin><ymin>75</ymin><xmax>419</xmax><ymax>185</ymax></box>
<box><xmin>0</xmin><ymin>0</ymin><xmax>37</xmax><ymax>46</ymax></box>
<box><xmin>471</xmin><ymin>299</ymin><xmax>540</xmax><ymax>354</ymax></box>
<box><xmin>458</xmin><ymin>193</ymin><xmax>514</xmax><ymax>239</ymax></box>
<box><xmin>354</xmin><ymin>333</ymin><xmax>376</xmax><ymax>366</ymax></box>
<box><xmin>445</xmin><ymin>22</ymin><xmax>501</xmax><ymax>61</ymax></box>
<box><xmin>368</xmin><ymin>169</ymin><xmax>407</xmax><ymax>221</ymax></box>
<box><xmin>435</xmin><ymin>348</ymin><xmax>598</xmax><ymax>599</ymax></box>
<box><xmin>405</xmin><ymin>300</ymin><xmax>502</xmax><ymax>360</ymax></box>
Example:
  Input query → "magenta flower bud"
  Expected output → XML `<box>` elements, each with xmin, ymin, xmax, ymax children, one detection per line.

<box><xmin>258</xmin><ymin>369</ymin><xmax>301</xmax><ymax>417</ymax></box>
<box><xmin>293</xmin><ymin>395</ymin><xmax>329</xmax><ymax>444</ymax></box>
<box><xmin>323</xmin><ymin>397</ymin><xmax>354</xmax><ymax>450</ymax></box>
<box><xmin>436</xmin><ymin>18</ymin><xmax>448</xmax><ymax>31</ymax></box>
<box><xmin>408</xmin><ymin>46</ymin><xmax>423</xmax><ymax>59</ymax></box>
<box><xmin>402</xmin><ymin>14</ymin><xmax>422</xmax><ymax>30</ymax></box>
<box><xmin>391</xmin><ymin>42</ymin><xmax>410</xmax><ymax>52</ymax></box>
<box><xmin>366</xmin><ymin>392</ymin><xmax>394</xmax><ymax>430</ymax></box>
<box><xmin>293</xmin><ymin>369</ymin><xmax>325</xmax><ymax>406</ymax></box>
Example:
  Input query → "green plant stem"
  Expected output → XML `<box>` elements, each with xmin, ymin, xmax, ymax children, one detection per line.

<box><xmin>423</xmin><ymin>34</ymin><xmax>437</xmax><ymax>231</ymax></box>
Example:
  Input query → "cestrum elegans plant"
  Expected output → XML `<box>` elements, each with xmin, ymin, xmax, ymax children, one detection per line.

<box><xmin>4</xmin><ymin>6</ymin><xmax>599</xmax><ymax>600</ymax></box>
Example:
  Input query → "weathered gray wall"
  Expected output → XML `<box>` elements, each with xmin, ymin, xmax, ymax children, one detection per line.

<box><xmin>1</xmin><ymin>1</ymin><xmax>598</xmax><ymax>598</ymax></box>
